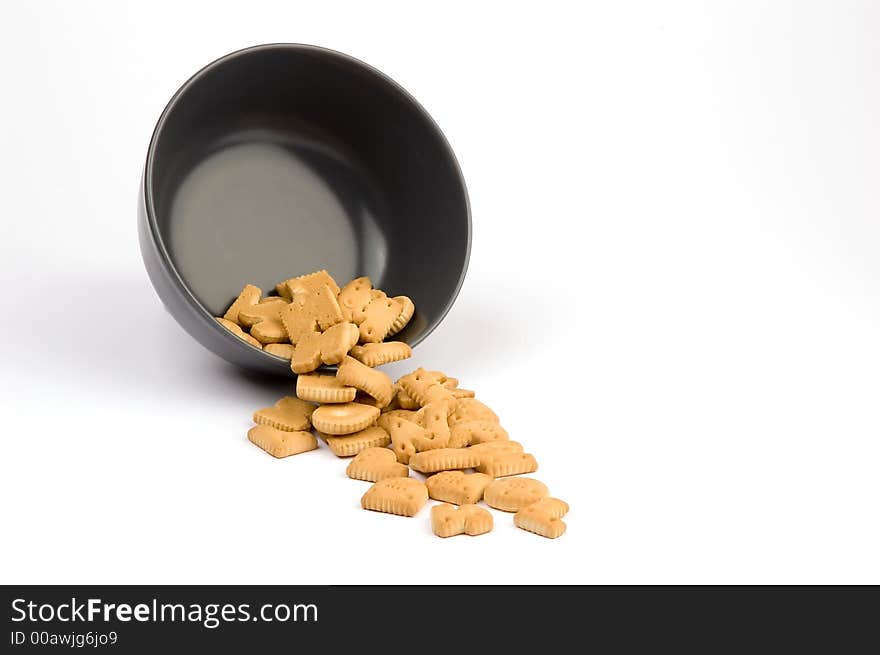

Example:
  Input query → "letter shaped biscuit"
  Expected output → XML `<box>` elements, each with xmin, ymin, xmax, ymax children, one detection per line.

<box><xmin>483</xmin><ymin>477</ymin><xmax>549</xmax><ymax>512</ymax></box>
<box><xmin>425</xmin><ymin>471</ymin><xmax>492</xmax><ymax>505</ymax></box>
<box><xmin>238</xmin><ymin>297</ymin><xmax>289</xmax><ymax>344</ymax></box>
<box><xmin>346</xmin><ymin>447</ymin><xmax>409</xmax><ymax>481</ymax></box>
<box><xmin>336</xmin><ymin>356</ymin><xmax>394</xmax><ymax>407</ymax></box>
<box><xmin>431</xmin><ymin>504</ymin><xmax>493</xmax><ymax>538</ymax></box>
<box><xmin>290</xmin><ymin>322</ymin><xmax>360</xmax><ymax>374</ymax></box>
<box><xmin>409</xmin><ymin>448</ymin><xmax>481</xmax><ymax>474</ymax></box>
<box><xmin>252</xmin><ymin>396</ymin><xmax>315</xmax><ymax>431</ymax></box>
<box><xmin>514</xmin><ymin>498</ymin><xmax>569</xmax><ymax>539</ymax></box>
<box><xmin>322</xmin><ymin>426</ymin><xmax>391</xmax><ymax>457</ymax></box>
<box><xmin>247</xmin><ymin>425</ymin><xmax>317</xmax><ymax>458</ymax></box>
<box><xmin>361</xmin><ymin>477</ymin><xmax>428</xmax><ymax>517</ymax></box>
<box><xmin>359</xmin><ymin>292</ymin><xmax>403</xmax><ymax>343</ymax></box>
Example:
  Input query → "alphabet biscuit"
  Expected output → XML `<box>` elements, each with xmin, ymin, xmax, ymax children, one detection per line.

<box><xmin>263</xmin><ymin>343</ymin><xmax>294</xmax><ymax>359</ymax></box>
<box><xmin>336</xmin><ymin>356</ymin><xmax>394</xmax><ymax>408</ymax></box>
<box><xmin>387</xmin><ymin>295</ymin><xmax>415</xmax><ymax>336</ymax></box>
<box><xmin>296</xmin><ymin>373</ymin><xmax>357</xmax><ymax>404</ymax></box>
<box><xmin>431</xmin><ymin>503</ymin><xmax>493</xmax><ymax>538</ymax></box>
<box><xmin>290</xmin><ymin>322</ymin><xmax>360</xmax><ymax>374</ymax></box>
<box><xmin>359</xmin><ymin>293</ymin><xmax>403</xmax><ymax>343</ymax></box>
<box><xmin>247</xmin><ymin>425</ymin><xmax>317</xmax><ymax>458</ymax></box>
<box><xmin>349</xmin><ymin>341</ymin><xmax>412</xmax><ymax>368</ymax></box>
<box><xmin>409</xmin><ymin>448</ymin><xmax>482</xmax><ymax>474</ymax></box>
<box><xmin>252</xmin><ymin>396</ymin><xmax>315</xmax><ymax>432</ymax></box>
<box><xmin>337</xmin><ymin>276</ymin><xmax>374</xmax><ymax>323</ymax></box>
<box><xmin>276</xmin><ymin>269</ymin><xmax>340</xmax><ymax>300</ymax></box>
<box><xmin>238</xmin><ymin>297</ymin><xmax>289</xmax><ymax>344</ymax></box>
<box><xmin>514</xmin><ymin>498</ymin><xmax>569</xmax><ymax>539</ymax></box>
<box><xmin>215</xmin><ymin>317</ymin><xmax>262</xmax><ymax>349</ymax></box>
<box><xmin>476</xmin><ymin>452</ymin><xmax>538</xmax><ymax>478</ymax></box>
<box><xmin>450</xmin><ymin>398</ymin><xmax>499</xmax><ymax>426</ymax></box>
<box><xmin>346</xmin><ymin>446</ymin><xmax>409</xmax><ymax>481</ymax></box>
<box><xmin>222</xmin><ymin>284</ymin><xmax>262</xmax><ymax>324</ymax></box>
<box><xmin>311</xmin><ymin>402</ymin><xmax>380</xmax><ymax>435</ymax></box>
<box><xmin>361</xmin><ymin>477</ymin><xmax>428</xmax><ymax>517</ymax></box>
<box><xmin>425</xmin><ymin>471</ymin><xmax>493</xmax><ymax>505</ymax></box>
<box><xmin>483</xmin><ymin>477</ymin><xmax>549</xmax><ymax>512</ymax></box>
<box><xmin>449</xmin><ymin>421</ymin><xmax>509</xmax><ymax>447</ymax></box>
<box><xmin>292</xmin><ymin>283</ymin><xmax>343</xmax><ymax>331</ymax></box>
<box><xmin>321</xmin><ymin>426</ymin><xmax>391</xmax><ymax>457</ymax></box>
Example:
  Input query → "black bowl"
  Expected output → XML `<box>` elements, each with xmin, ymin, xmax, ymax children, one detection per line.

<box><xmin>139</xmin><ymin>44</ymin><xmax>471</xmax><ymax>375</ymax></box>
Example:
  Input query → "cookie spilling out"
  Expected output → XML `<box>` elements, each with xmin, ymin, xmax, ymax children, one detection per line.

<box><xmin>217</xmin><ymin>270</ymin><xmax>414</xmax><ymax>374</ymax></box>
<box><xmin>229</xmin><ymin>270</ymin><xmax>569</xmax><ymax>539</ymax></box>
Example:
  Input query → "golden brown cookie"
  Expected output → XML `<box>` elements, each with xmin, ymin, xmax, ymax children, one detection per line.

<box><xmin>449</xmin><ymin>421</ymin><xmax>509</xmax><ymax>447</ymax></box>
<box><xmin>450</xmin><ymin>398</ymin><xmax>499</xmax><ymax>425</ymax></box>
<box><xmin>263</xmin><ymin>343</ymin><xmax>294</xmax><ymax>359</ymax></box>
<box><xmin>238</xmin><ymin>297</ymin><xmax>289</xmax><ymax>344</ymax></box>
<box><xmin>361</xmin><ymin>477</ymin><xmax>428</xmax><ymax>517</ymax></box>
<box><xmin>417</xmin><ymin>400</ymin><xmax>454</xmax><ymax>445</ymax></box>
<box><xmin>336</xmin><ymin>356</ymin><xmax>394</xmax><ymax>407</ymax></box>
<box><xmin>320</xmin><ymin>426</ymin><xmax>391</xmax><ymax>457</ymax></box>
<box><xmin>397</xmin><ymin>368</ymin><xmax>455</xmax><ymax>407</ymax></box>
<box><xmin>383</xmin><ymin>414</ymin><xmax>445</xmax><ymax>464</ymax></box>
<box><xmin>409</xmin><ymin>448</ymin><xmax>481</xmax><ymax>474</ymax></box>
<box><xmin>311</xmin><ymin>402</ymin><xmax>380</xmax><ymax>435</ymax></box>
<box><xmin>387</xmin><ymin>296</ymin><xmax>415</xmax><ymax>336</ymax></box>
<box><xmin>247</xmin><ymin>425</ymin><xmax>317</xmax><ymax>458</ymax></box>
<box><xmin>425</xmin><ymin>471</ymin><xmax>493</xmax><ymax>505</ymax></box>
<box><xmin>252</xmin><ymin>396</ymin><xmax>315</xmax><ymax>432</ymax></box>
<box><xmin>359</xmin><ymin>293</ymin><xmax>403</xmax><ymax>343</ymax></box>
<box><xmin>431</xmin><ymin>503</ymin><xmax>493</xmax><ymax>538</ymax></box>
<box><xmin>215</xmin><ymin>317</ymin><xmax>262</xmax><ymax>349</ymax></box>
<box><xmin>349</xmin><ymin>342</ymin><xmax>412</xmax><ymax>367</ymax></box>
<box><xmin>290</xmin><ymin>322</ymin><xmax>360</xmax><ymax>374</ymax></box>
<box><xmin>276</xmin><ymin>269</ymin><xmax>340</xmax><ymax>300</ymax></box>
<box><xmin>296</xmin><ymin>373</ymin><xmax>357</xmax><ymax>403</ymax></box>
<box><xmin>346</xmin><ymin>447</ymin><xmax>409</xmax><ymax>482</ymax></box>
<box><xmin>476</xmin><ymin>452</ymin><xmax>538</xmax><ymax>478</ymax></box>
<box><xmin>222</xmin><ymin>284</ymin><xmax>262</xmax><ymax>324</ymax></box>
<box><xmin>514</xmin><ymin>498</ymin><xmax>569</xmax><ymax>539</ymax></box>
<box><xmin>292</xmin><ymin>283</ymin><xmax>343</xmax><ymax>331</ymax></box>
<box><xmin>483</xmin><ymin>477</ymin><xmax>549</xmax><ymax>512</ymax></box>
<box><xmin>337</xmin><ymin>276</ymin><xmax>374</xmax><ymax>323</ymax></box>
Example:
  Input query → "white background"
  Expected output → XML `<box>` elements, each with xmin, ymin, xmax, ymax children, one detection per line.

<box><xmin>1</xmin><ymin>1</ymin><xmax>878</xmax><ymax>585</ymax></box>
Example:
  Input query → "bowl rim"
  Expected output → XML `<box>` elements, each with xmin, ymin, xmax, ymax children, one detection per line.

<box><xmin>142</xmin><ymin>43</ymin><xmax>472</xmax><ymax>365</ymax></box>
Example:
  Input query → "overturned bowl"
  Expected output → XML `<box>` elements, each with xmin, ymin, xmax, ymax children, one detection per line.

<box><xmin>138</xmin><ymin>44</ymin><xmax>471</xmax><ymax>375</ymax></box>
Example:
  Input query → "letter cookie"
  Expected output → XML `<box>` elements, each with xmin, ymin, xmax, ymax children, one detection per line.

<box><xmin>238</xmin><ymin>297</ymin><xmax>289</xmax><ymax>344</ymax></box>
<box><xmin>514</xmin><ymin>498</ymin><xmax>569</xmax><ymax>539</ymax></box>
<box><xmin>387</xmin><ymin>296</ymin><xmax>415</xmax><ymax>336</ymax></box>
<box><xmin>361</xmin><ymin>477</ymin><xmax>428</xmax><ymax>517</ymax></box>
<box><xmin>431</xmin><ymin>504</ymin><xmax>493</xmax><ymax>538</ymax></box>
<box><xmin>336</xmin><ymin>356</ymin><xmax>394</xmax><ymax>407</ymax></box>
<box><xmin>409</xmin><ymin>448</ymin><xmax>481</xmax><ymax>474</ymax></box>
<box><xmin>247</xmin><ymin>425</ymin><xmax>317</xmax><ymax>458</ymax></box>
<box><xmin>311</xmin><ymin>402</ymin><xmax>380</xmax><ymax>435</ymax></box>
<box><xmin>215</xmin><ymin>317</ymin><xmax>262</xmax><ymax>349</ymax></box>
<box><xmin>252</xmin><ymin>396</ymin><xmax>315</xmax><ymax>431</ymax></box>
<box><xmin>483</xmin><ymin>477</ymin><xmax>549</xmax><ymax>512</ymax></box>
<box><xmin>276</xmin><ymin>269</ymin><xmax>340</xmax><ymax>300</ymax></box>
<box><xmin>346</xmin><ymin>446</ymin><xmax>409</xmax><ymax>481</ymax></box>
<box><xmin>337</xmin><ymin>276</ymin><xmax>374</xmax><ymax>323</ymax></box>
<box><xmin>358</xmin><ymin>293</ymin><xmax>403</xmax><ymax>343</ymax></box>
<box><xmin>222</xmin><ymin>284</ymin><xmax>262</xmax><ymax>324</ymax></box>
<box><xmin>349</xmin><ymin>342</ymin><xmax>412</xmax><ymax>367</ymax></box>
<box><xmin>290</xmin><ymin>322</ymin><xmax>360</xmax><ymax>374</ymax></box>
<box><xmin>296</xmin><ymin>373</ymin><xmax>357</xmax><ymax>404</ymax></box>
<box><xmin>425</xmin><ymin>471</ymin><xmax>492</xmax><ymax>505</ymax></box>
<box><xmin>476</xmin><ymin>452</ymin><xmax>539</xmax><ymax>478</ymax></box>
<box><xmin>321</xmin><ymin>426</ymin><xmax>391</xmax><ymax>457</ymax></box>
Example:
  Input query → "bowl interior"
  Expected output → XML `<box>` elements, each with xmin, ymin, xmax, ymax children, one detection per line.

<box><xmin>147</xmin><ymin>45</ymin><xmax>470</xmax><ymax>351</ymax></box>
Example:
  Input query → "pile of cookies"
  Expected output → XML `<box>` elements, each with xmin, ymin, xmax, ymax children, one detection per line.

<box><xmin>229</xmin><ymin>270</ymin><xmax>568</xmax><ymax>538</ymax></box>
<box><xmin>216</xmin><ymin>269</ymin><xmax>414</xmax><ymax>374</ymax></box>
